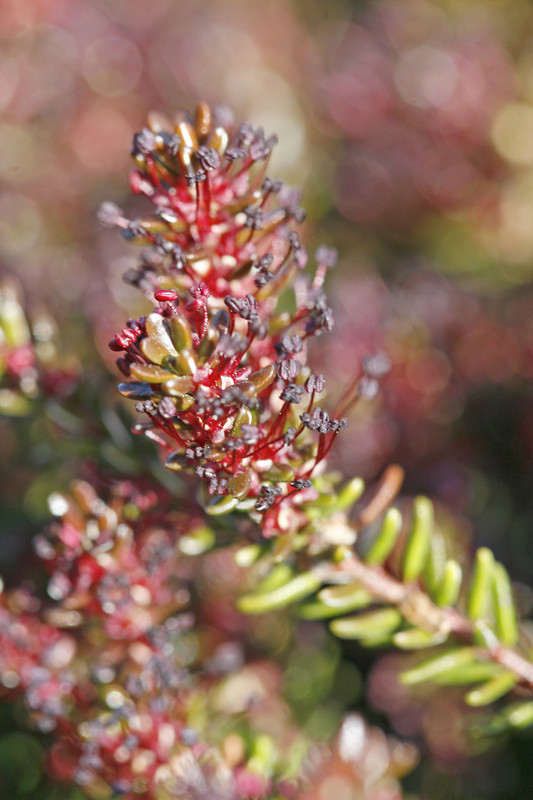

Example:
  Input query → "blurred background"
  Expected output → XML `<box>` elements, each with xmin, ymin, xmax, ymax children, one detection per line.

<box><xmin>2</xmin><ymin>0</ymin><xmax>533</xmax><ymax>797</ymax></box>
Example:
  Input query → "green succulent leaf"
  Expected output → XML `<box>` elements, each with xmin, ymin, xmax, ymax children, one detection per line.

<box><xmin>467</xmin><ymin>548</ymin><xmax>495</xmax><ymax>622</ymax></box>
<box><xmin>392</xmin><ymin>627</ymin><xmax>448</xmax><ymax>650</ymax></box>
<box><xmin>205</xmin><ymin>494</ymin><xmax>240</xmax><ymax>516</ymax></box>
<box><xmin>330</xmin><ymin>608</ymin><xmax>403</xmax><ymax>640</ymax></box>
<box><xmin>434</xmin><ymin>559</ymin><xmax>463</xmax><ymax>607</ymax></box>
<box><xmin>402</xmin><ymin>497</ymin><xmax>433</xmax><ymax>582</ymax></box>
<box><xmin>491</xmin><ymin>562</ymin><xmax>518</xmax><ymax>647</ymax></box>
<box><xmin>237</xmin><ymin>571</ymin><xmax>321</xmax><ymax>614</ymax></box>
<box><xmin>363</xmin><ymin>507</ymin><xmax>402</xmax><ymax>565</ymax></box>
<box><xmin>400</xmin><ymin>647</ymin><xmax>478</xmax><ymax>685</ymax></box>
<box><xmin>465</xmin><ymin>672</ymin><xmax>518</xmax><ymax>707</ymax></box>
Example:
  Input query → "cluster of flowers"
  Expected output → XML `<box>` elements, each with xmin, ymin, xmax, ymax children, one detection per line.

<box><xmin>0</xmin><ymin>479</ymin><xmax>299</xmax><ymax>799</ymax></box>
<box><xmin>299</xmin><ymin>714</ymin><xmax>416</xmax><ymax>800</ymax></box>
<box><xmin>101</xmin><ymin>104</ymin><xmax>378</xmax><ymax>536</ymax></box>
<box><xmin>2</xmin><ymin>482</ymin><xmax>193</xmax><ymax>793</ymax></box>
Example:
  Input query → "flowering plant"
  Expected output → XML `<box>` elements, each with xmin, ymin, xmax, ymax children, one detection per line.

<box><xmin>1</xmin><ymin>103</ymin><xmax>533</xmax><ymax>800</ymax></box>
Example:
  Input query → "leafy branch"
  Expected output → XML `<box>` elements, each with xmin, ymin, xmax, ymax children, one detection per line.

<box><xmin>237</xmin><ymin>468</ymin><xmax>533</xmax><ymax>736</ymax></box>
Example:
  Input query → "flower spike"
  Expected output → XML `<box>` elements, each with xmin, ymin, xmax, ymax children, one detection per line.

<box><xmin>106</xmin><ymin>104</ymin><xmax>353</xmax><ymax>536</ymax></box>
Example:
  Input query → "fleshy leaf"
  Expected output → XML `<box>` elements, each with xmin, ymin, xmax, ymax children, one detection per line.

<box><xmin>402</xmin><ymin>497</ymin><xmax>433</xmax><ymax>582</ymax></box>
<box><xmin>363</xmin><ymin>507</ymin><xmax>402</xmax><ymax>565</ymax></box>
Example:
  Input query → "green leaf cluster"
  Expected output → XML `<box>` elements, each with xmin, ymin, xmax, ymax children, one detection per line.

<box><xmin>236</xmin><ymin>480</ymin><xmax>533</xmax><ymax>738</ymax></box>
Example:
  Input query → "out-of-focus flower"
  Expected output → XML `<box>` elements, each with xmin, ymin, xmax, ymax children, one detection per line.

<box><xmin>0</xmin><ymin>278</ymin><xmax>78</xmax><ymax>415</ymax></box>
<box><xmin>0</xmin><ymin>479</ymin><xmax>295</xmax><ymax>799</ymax></box>
<box><xmin>301</xmin><ymin>714</ymin><xmax>417</xmax><ymax>800</ymax></box>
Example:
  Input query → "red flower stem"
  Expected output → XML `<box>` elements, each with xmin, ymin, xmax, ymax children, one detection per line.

<box><xmin>204</xmin><ymin>173</ymin><xmax>213</xmax><ymax>218</ymax></box>
<box><xmin>145</xmin><ymin>156</ymin><xmax>165</xmax><ymax>191</ymax></box>
<box><xmin>145</xmin><ymin>411</ymin><xmax>187</xmax><ymax>450</ymax></box>
<box><xmin>144</xmin><ymin>428</ymin><xmax>174</xmax><ymax>450</ymax></box>
<box><xmin>233</xmin><ymin>156</ymin><xmax>254</xmax><ymax>180</ymax></box>
<box><xmin>315</xmin><ymin>432</ymin><xmax>338</xmax><ymax>467</ymax></box>
<box><xmin>266</xmin><ymin>402</ymin><xmax>290</xmax><ymax>441</ymax></box>
<box><xmin>195</xmin><ymin>182</ymin><xmax>201</xmax><ymax>222</ymax></box>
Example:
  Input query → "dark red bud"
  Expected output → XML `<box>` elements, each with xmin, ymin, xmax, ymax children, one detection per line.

<box><xmin>154</xmin><ymin>289</ymin><xmax>179</xmax><ymax>302</ymax></box>
<box><xmin>121</xmin><ymin>327</ymin><xmax>138</xmax><ymax>342</ymax></box>
<box><xmin>116</xmin><ymin>358</ymin><xmax>131</xmax><ymax>377</ymax></box>
<box><xmin>115</xmin><ymin>333</ymin><xmax>133</xmax><ymax>349</ymax></box>
<box><xmin>109</xmin><ymin>337</ymin><xmax>123</xmax><ymax>352</ymax></box>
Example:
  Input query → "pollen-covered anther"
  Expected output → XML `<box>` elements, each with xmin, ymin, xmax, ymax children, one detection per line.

<box><xmin>255</xmin><ymin>484</ymin><xmax>282</xmax><ymax>513</ymax></box>
<box><xmin>280</xmin><ymin>383</ymin><xmax>303</xmax><ymax>404</ymax></box>
<box><xmin>290</xmin><ymin>479</ymin><xmax>313</xmax><ymax>491</ymax></box>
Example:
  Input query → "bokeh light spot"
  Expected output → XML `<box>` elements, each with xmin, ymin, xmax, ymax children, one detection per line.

<box><xmin>395</xmin><ymin>46</ymin><xmax>458</xmax><ymax>109</ymax></box>
<box><xmin>0</xmin><ymin>193</ymin><xmax>42</xmax><ymax>256</ymax></box>
<box><xmin>492</xmin><ymin>102</ymin><xmax>533</xmax><ymax>165</ymax></box>
<box><xmin>83</xmin><ymin>36</ymin><xmax>142</xmax><ymax>97</ymax></box>
<box><xmin>69</xmin><ymin>102</ymin><xmax>133</xmax><ymax>172</ymax></box>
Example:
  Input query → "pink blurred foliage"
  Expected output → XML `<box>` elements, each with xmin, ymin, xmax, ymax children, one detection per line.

<box><xmin>368</xmin><ymin>653</ymin><xmax>479</xmax><ymax>771</ymax></box>
<box><xmin>318</xmin><ymin>268</ymin><xmax>533</xmax><ymax>496</ymax></box>
<box><xmin>319</xmin><ymin>1</ymin><xmax>516</xmax><ymax>230</ymax></box>
<box><xmin>0</xmin><ymin>0</ymin><xmax>318</xmax><ymax>323</ymax></box>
